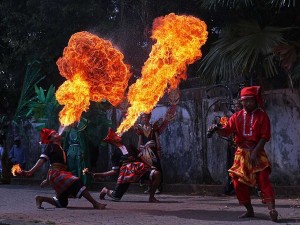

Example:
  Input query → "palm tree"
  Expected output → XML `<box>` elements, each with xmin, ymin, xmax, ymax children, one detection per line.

<box><xmin>195</xmin><ymin>0</ymin><xmax>299</xmax><ymax>87</ymax></box>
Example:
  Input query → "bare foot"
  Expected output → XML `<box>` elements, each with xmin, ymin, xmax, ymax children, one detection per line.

<box><xmin>149</xmin><ymin>197</ymin><xmax>160</xmax><ymax>203</ymax></box>
<box><xmin>238</xmin><ymin>211</ymin><xmax>254</xmax><ymax>218</ymax></box>
<box><xmin>94</xmin><ymin>202</ymin><xmax>107</xmax><ymax>210</ymax></box>
<box><xmin>269</xmin><ymin>209</ymin><xmax>278</xmax><ymax>222</ymax></box>
<box><xmin>35</xmin><ymin>195</ymin><xmax>44</xmax><ymax>209</ymax></box>
<box><xmin>99</xmin><ymin>187</ymin><xmax>108</xmax><ymax>200</ymax></box>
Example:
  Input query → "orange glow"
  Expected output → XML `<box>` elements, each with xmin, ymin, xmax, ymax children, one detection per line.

<box><xmin>117</xmin><ymin>13</ymin><xmax>208</xmax><ymax>134</ymax></box>
<box><xmin>11</xmin><ymin>164</ymin><xmax>22</xmax><ymax>176</ymax></box>
<box><xmin>56</xmin><ymin>31</ymin><xmax>132</xmax><ymax>126</ymax></box>
<box><xmin>219</xmin><ymin>117</ymin><xmax>229</xmax><ymax>126</ymax></box>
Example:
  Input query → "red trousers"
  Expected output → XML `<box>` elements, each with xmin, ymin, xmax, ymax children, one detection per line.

<box><xmin>232</xmin><ymin>168</ymin><xmax>275</xmax><ymax>205</ymax></box>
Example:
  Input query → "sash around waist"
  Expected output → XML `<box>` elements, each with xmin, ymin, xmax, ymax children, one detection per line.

<box><xmin>237</xmin><ymin>146</ymin><xmax>253</xmax><ymax>151</ymax></box>
<box><xmin>51</xmin><ymin>163</ymin><xmax>68</xmax><ymax>171</ymax></box>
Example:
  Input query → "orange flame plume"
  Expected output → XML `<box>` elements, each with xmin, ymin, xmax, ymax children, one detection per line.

<box><xmin>11</xmin><ymin>164</ymin><xmax>22</xmax><ymax>176</ymax></box>
<box><xmin>117</xmin><ymin>13</ymin><xmax>208</xmax><ymax>134</ymax></box>
<box><xmin>56</xmin><ymin>31</ymin><xmax>132</xmax><ymax>126</ymax></box>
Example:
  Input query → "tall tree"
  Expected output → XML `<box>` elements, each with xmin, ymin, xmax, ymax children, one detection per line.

<box><xmin>0</xmin><ymin>0</ymin><xmax>114</xmax><ymax>117</ymax></box>
<box><xmin>194</xmin><ymin>0</ymin><xmax>300</xmax><ymax>88</ymax></box>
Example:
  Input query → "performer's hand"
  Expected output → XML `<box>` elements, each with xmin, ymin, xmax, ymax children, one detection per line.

<box><xmin>82</xmin><ymin>168</ymin><xmax>95</xmax><ymax>179</ymax></box>
<box><xmin>207</xmin><ymin>124</ymin><xmax>219</xmax><ymax>132</ymax></box>
<box><xmin>206</xmin><ymin>124</ymin><xmax>220</xmax><ymax>138</ymax></box>
<box><xmin>22</xmin><ymin>170</ymin><xmax>33</xmax><ymax>177</ymax></box>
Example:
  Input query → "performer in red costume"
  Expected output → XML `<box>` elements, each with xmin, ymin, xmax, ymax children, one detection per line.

<box><xmin>95</xmin><ymin>128</ymin><xmax>162</xmax><ymax>203</ymax></box>
<box><xmin>208</xmin><ymin>86</ymin><xmax>278</xmax><ymax>222</ymax></box>
<box><xmin>23</xmin><ymin>128</ymin><xmax>106</xmax><ymax>210</ymax></box>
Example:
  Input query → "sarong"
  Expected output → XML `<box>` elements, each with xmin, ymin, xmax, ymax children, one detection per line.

<box><xmin>228</xmin><ymin>147</ymin><xmax>271</xmax><ymax>187</ymax></box>
<box><xmin>117</xmin><ymin>162</ymin><xmax>149</xmax><ymax>184</ymax></box>
<box><xmin>48</xmin><ymin>164</ymin><xmax>79</xmax><ymax>194</ymax></box>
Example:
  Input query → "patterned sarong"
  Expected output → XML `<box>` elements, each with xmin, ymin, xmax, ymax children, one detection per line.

<box><xmin>228</xmin><ymin>147</ymin><xmax>271</xmax><ymax>187</ymax></box>
<box><xmin>48</xmin><ymin>164</ymin><xmax>79</xmax><ymax>194</ymax></box>
<box><xmin>117</xmin><ymin>162</ymin><xmax>149</xmax><ymax>184</ymax></box>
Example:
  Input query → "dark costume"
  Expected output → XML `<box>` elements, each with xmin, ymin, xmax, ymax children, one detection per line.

<box><xmin>40</xmin><ymin>129</ymin><xmax>86</xmax><ymax>207</ymax></box>
<box><xmin>107</xmin><ymin>146</ymin><xmax>156</xmax><ymax>201</ymax></box>
<box><xmin>137</xmin><ymin>123</ymin><xmax>162</xmax><ymax>171</ymax></box>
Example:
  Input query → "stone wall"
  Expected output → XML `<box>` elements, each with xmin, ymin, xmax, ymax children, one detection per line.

<box><xmin>22</xmin><ymin>88</ymin><xmax>300</xmax><ymax>185</ymax></box>
<box><xmin>264</xmin><ymin>89</ymin><xmax>300</xmax><ymax>185</ymax></box>
<box><xmin>150</xmin><ymin>88</ymin><xmax>300</xmax><ymax>185</ymax></box>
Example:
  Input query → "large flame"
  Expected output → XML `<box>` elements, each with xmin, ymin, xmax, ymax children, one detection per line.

<box><xmin>56</xmin><ymin>31</ymin><xmax>132</xmax><ymax>126</ymax></box>
<box><xmin>117</xmin><ymin>13</ymin><xmax>208</xmax><ymax>134</ymax></box>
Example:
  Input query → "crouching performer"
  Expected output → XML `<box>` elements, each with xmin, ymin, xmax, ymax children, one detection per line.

<box><xmin>23</xmin><ymin>128</ymin><xmax>106</xmax><ymax>210</ymax></box>
<box><xmin>208</xmin><ymin>86</ymin><xmax>278</xmax><ymax>222</ymax></box>
<box><xmin>94</xmin><ymin>128</ymin><xmax>161</xmax><ymax>203</ymax></box>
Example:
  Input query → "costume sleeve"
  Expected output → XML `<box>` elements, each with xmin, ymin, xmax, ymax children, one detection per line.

<box><xmin>40</xmin><ymin>144</ymin><xmax>51</xmax><ymax>161</ymax></box>
<box><xmin>259</xmin><ymin>112</ymin><xmax>271</xmax><ymax>141</ymax></box>
<box><xmin>220</xmin><ymin>113</ymin><xmax>237</xmax><ymax>137</ymax></box>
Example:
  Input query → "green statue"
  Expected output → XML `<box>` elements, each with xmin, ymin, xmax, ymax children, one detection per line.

<box><xmin>64</xmin><ymin>117</ymin><xmax>90</xmax><ymax>186</ymax></box>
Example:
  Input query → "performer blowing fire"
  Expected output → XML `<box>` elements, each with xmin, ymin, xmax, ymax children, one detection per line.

<box><xmin>91</xmin><ymin>128</ymin><xmax>161</xmax><ymax>203</ymax></box>
<box><xmin>23</xmin><ymin>128</ymin><xmax>106</xmax><ymax>210</ymax></box>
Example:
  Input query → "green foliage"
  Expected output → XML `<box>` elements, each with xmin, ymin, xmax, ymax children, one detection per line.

<box><xmin>198</xmin><ymin>0</ymin><xmax>296</xmax><ymax>9</ymax></box>
<box><xmin>0</xmin><ymin>0</ymin><xmax>117</xmax><ymax>128</ymax></box>
<box><xmin>26</xmin><ymin>84</ymin><xmax>60</xmax><ymax>130</ymax></box>
<box><xmin>198</xmin><ymin>21</ymin><xmax>293</xmax><ymax>83</ymax></box>
<box><xmin>195</xmin><ymin>0</ymin><xmax>300</xmax><ymax>85</ymax></box>
<box><xmin>0</xmin><ymin>0</ymin><xmax>114</xmax><ymax>90</ymax></box>
<box><xmin>268</xmin><ymin>0</ymin><xmax>296</xmax><ymax>8</ymax></box>
<box><xmin>1</xmin><ymin>0</ymin><xmax>299</xmax><ymax>102</ymax></box>
<box><xmin>13</xmin><ymin>61</ymin><xmax>45</xmax><ymax>123</ymax></box>
<box><xmin>200</xmin><ymin>0</ymin><xmax>255</xmax><ymax>9</ymax></box>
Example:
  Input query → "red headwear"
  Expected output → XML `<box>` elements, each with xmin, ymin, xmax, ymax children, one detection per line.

<box><xmin>40</xmin><ymin>128</ymin><xmax>56</xmax><ymax>144</ymax></box>
<box><xmin>240</xmin><ymin>86</ymin><xmax>265</xmax><ymax>110</ymax></box>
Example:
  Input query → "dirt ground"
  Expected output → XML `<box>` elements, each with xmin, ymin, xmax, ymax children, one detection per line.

<box><xmin>1</xmin><ymin>184</ymin><xmax>300</xmax><ymax>225</ymax></box>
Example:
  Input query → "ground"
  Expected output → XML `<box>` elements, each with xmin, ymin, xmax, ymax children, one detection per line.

<box><xmin>0</xmin><ymin>184</ymin><xmax>299</xmax><ymax>225</ymax></box>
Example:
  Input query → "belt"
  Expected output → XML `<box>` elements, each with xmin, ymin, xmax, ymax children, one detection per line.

<box><xmin>51</xmin><ymin>163</ymin><xmax>68</xmax><ymax>171</ymax></box>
